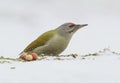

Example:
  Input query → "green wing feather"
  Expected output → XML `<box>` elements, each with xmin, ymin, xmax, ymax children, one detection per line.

<box><xmin>24</xmin><ymin>30</ymin><xmax>56</xmax><ymax>52</ymax></box>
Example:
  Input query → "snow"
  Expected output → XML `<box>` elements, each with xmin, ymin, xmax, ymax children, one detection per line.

<box><xmin>0</xmin><ymin>0</ymin><xmax>120</xmax><ymax>83</ymax></box>
<box><xmin>1</xmin><ymin>49</ymin><xmax>120</xmax><ymax>83</ymax></box>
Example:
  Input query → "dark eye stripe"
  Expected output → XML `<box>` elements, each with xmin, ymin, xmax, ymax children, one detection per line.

<box><xmin>69</xmin><ymin>24</ymin><xmax>75</xmax><ymax>27</ymax></box>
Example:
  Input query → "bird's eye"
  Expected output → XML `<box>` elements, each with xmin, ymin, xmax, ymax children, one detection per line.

<box><xmin>69</xmin><ymin>24</ymin><xmax>75</xmax><ymax>27</ymax></box>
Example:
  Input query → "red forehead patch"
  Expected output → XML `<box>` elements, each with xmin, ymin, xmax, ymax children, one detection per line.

<box><xmin>68</xmin><ymin>22</ymin><xmax>75</xmax><ymax>25</ymax></box>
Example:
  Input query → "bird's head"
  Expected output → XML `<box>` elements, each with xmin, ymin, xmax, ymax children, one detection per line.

<box><xmin>56</xmin><ymin>22</ymin><xmax>88</xmax><ymax>38</ymax></box>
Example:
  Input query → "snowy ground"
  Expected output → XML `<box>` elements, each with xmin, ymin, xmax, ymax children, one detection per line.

<box><xmin>0</xmin><ymin>48</ymin><xmax>120</xmax><ymax>83</ymax></box>
<box><xmin>0</xmin><ymin>0</ymin><xmax>120</xmax><ymax>83</ymax></box>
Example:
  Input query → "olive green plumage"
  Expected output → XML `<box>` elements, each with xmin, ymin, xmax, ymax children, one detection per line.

<box><xmin>21</xmin><ymin>22</ymin><xmax>88</xmax><ymax>56</ymax></box>
<box><xmin>24</xmin><ymin>30</ymin><xmax>56</xmax><ymax>52</ymax></box>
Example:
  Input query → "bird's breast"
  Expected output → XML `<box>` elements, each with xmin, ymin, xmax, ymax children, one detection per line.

<box><xmin>46</xmin><ymin>34</ymin><xmax>69</xmax><ymax>52</ymax></box>
<box><xmin>32</xmin><ymin>34</ymin><xmax>71</xmax><ymax>55</ymax></box>
<box><xmin>34</xmin><ymin>34</ymin><xmax>70</xmax><ymax>55</ymax></box>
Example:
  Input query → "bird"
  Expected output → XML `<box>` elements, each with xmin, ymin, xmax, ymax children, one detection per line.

<box><xmin>20</xmin><ymin>22</ymin><xmax>88</xmax><ymax>56</ymax></box>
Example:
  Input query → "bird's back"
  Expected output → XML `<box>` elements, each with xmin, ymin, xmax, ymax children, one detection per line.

<box><xmin>23</xmin><ymin>30</ymin><xmax>56</xmax><ymax>52</ymax></box>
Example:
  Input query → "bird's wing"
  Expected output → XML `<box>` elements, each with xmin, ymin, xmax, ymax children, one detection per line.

<box><xmin>23</xmin><ymin>30</ymin><xmax>56</xmax><ymax>52</ymax></box>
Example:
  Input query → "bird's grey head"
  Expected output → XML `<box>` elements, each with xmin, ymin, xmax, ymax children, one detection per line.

<box><xmin>56</xmin><ymin>22</ymin><xmax>88</xmax><ymax>38</ymax></box>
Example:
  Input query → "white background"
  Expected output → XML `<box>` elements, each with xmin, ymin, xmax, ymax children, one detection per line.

<box><xmin>0</xmin><ymin>0</ymin><xmax>120</xmax><ymax>57</ymax></box>
<box><xmin>0</xmin><ymin>1</ymin><xmax>120</xmax><ymax>83</ymax></box>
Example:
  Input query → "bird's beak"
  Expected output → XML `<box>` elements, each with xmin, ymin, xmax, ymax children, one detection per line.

<box><xmin>68</xmin><ymin>24</ymin><xmax>88</xmax><ymax>33</ymax></box>
<box><xmin>72</xmin><ymin>24</ymin><xmax>88</xmax><ymax>32</ymax></box>
<box><xmin>76</xmin><ymin>24</ymin><xmax>88</xmax><ymax>27</ymax></box>
<box><xmin>75</xmin><ymin>24</ymin><xmax>88</xmax><ymax>30</ymax></box>
<box><xmin>80</xmin><ymin>24</ymin><xmax>88</xmax><ymax>27</ymax></box>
